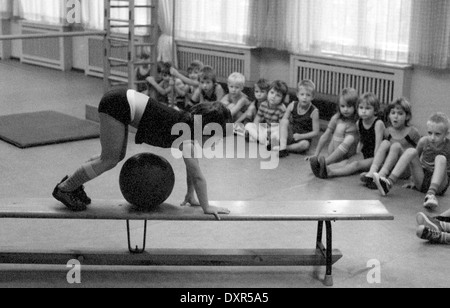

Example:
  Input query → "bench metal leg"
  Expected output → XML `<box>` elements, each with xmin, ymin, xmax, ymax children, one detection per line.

<box><xmin>324</xmin><ymin>221</ymin><xmax>333</xmax><ymax>287</ymax></box>
<box><xmin>126</xmin><ymin>220</ymin><xmax>147</xmax><ymax>254</ymax></box>
<box><xmin>315</xmin><ymin>221</ymin><xmax>334</xmax><ymax>287</ymax></box>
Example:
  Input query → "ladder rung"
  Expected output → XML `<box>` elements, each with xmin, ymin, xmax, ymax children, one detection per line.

<box><xmin>111</xmin><ymin>63</ymin><xmax>129</xmax><ymax>68</ymax></box>
<box><xmin>108</xmin><ymin>18</ymin><xmax>130</xmax><ymax>23</ymax></box>
<box><xmin>108</xmin><ymin>57</ymin><xmax>128</xmax><ymax>64</ymax></box>
<box><xmin>111</xmin><ymin>44</ymin><xmax>129</xmax><ymax>48</ymax></box>
<box><xmin>108</xmin><ymin>76</ymin><xmax>128</xmax><ymax>83</ymax></box>
<box><xmin>134</xmin><ymin>61</ymin><xmax>154</xmax><ymax>66</ymax></box>
<box><xmin>109</xmin><ymin>37</ymin><xmax>129</xmax><ymax>43</ymax></box>
<box><xmin>110</xmin><ymin>5</ymin><xmax>156</xmax><ymax>9</ymax></box>
<box><xmin>134</xmin><ymin>43</ymin><xmax>156</xmax><ymax>47</ymax></box>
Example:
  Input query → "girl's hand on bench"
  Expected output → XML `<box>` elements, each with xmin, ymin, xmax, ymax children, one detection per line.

<box><xmin>204</xmin><ymin>206</ymin><xmax>230</xmax><ymax>221</ymax></box>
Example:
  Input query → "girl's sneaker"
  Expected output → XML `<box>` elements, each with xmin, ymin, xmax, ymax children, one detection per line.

<box><xmin>416</xmin><ymin>212</ymin><xmax>442</xmax><ymax>232</ymax></box>
<box><xmin>360</xmin><ymin>173</ymin><xmax>374</xmax><ymax>184</ymax></box>
<box><xmin>424</xmin><ymin>194</ymin><xmax>439</xmax><ymax>211</ymax></box>
<box><xmin>416</xmin><ymin>226</ymin><xmax>443</xmax><ymax>244</ymax></box>
<box><xmin>52</xmin><ymin>176</ymin><xmax>89</xmax><ymax>212</ymax></box>
<box><xmin>373</xmin><ymin>173</ymin><xmax>392</xmax><ymax>196</ymax></box>
<box><xmin>310</xmin><ymin>157</ymin><xmax>321</xmax><ymax>178</ymax></box>
<box><xmin>319</xmin><ymin>156</ymin><xmax>328</xmax><ymax>179</ymax></box>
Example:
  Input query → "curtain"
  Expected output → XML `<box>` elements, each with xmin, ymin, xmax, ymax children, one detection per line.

<box><xmin>248</xmin><ymin>0</ymin><xmax>412</xmax><ymax>64</ymax></box>
<box><xmin>0</xmin><ymin>0</ymin><xmax>13</xmax><ymax>19</ymax></box>
<box><xmin>80</xmin><ymin>0</ymin><xmax>152</xmax><ymax>35</ymax></box>
<box><xmin>409</xmin><ymin>0</ymin><xmax>450</xmax><ymax>69</ymax></box>
<box><xmin>157</xmin><ymin>0</ymin><xmax>177</xmax><ymax>66</ymax></box>
<box><xmin>175</xmin><ymin>0</ymin><xmax>250</xmax><ymax>45</ymax></box>
<box><xmin>17</xmin><ymin>0</ymin><xmax>66</xmax><ymax>25</ymax></box>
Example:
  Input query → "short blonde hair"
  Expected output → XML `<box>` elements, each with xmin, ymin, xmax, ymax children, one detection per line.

<box><xmin>228</xmin><ymin>72</ymin><xmax>246</xmax><ymax>87</ymax></box>
<box><xmin>298</xmin><ymin>80</ymin><xmax>316</xmax><ymax>94</ymax></box>
<box><xmin>429</xmin><ymin>112</ymin><xmax>450</xmax><ymax>132</ymax></box>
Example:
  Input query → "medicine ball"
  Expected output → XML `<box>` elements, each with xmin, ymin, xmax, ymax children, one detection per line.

<box><xmin>119</xmin><ymin>153</ymin><xmax>175</xmax><ymax>209</ymax></box>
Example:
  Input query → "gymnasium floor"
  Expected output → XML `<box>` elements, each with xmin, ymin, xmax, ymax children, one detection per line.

<box><xmin>0</xmin><ymin>60</ymin><xmax>449</xmax><ymax>288</ymax></box>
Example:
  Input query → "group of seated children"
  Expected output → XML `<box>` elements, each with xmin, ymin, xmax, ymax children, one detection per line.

<box><xmin>304</xmin><ymin>87</ymin><xmax>450</xmax><ymax>245</ymax></box>
<box><xmin>138</xmin><ymin>60</ymin><xmax>450</xmax><ymax>246</ymax></box>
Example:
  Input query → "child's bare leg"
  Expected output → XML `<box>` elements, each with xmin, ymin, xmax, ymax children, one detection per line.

<box><xmin>245</xmin><ymin>123</ymin><xmax>259</xmax><ymax>142</ymax></box>
<box><xmin>287</xmin><ymin>140</ymin><xmax>311</xmax><ymax>154</ymax></box>
<box><xmin>59</xmin><ymin>113</ymin><xmax>128</xmax><ymax>192</ymax></box>
<box><xmin>328</xmin><ymin>158</ymin><xmax>372</xmax><ymax>178</ymax></box>
<box><xmin>388</xmin><ymin>148</ymin><xmax>424</xmax><ymax>188</ymax></box>
<box><xmin>269</xmin><ymin>125</ymin><xmax>280</xmax><ymax>148</ymax></box>
<box><xmin>367</xmin><ymin>140</ymin><xmax>391</xmax><ymax>177</ymax></box>
<box><xmin>378</xmin><ymin>143</ymin><xmax>404</xmax><ymax>178</ymax></box>
<box><xmin>426</xmin><ymin>156</ymin><xmax>449</xmax><ymax>202</ymax></box>
<box><xmin>279</xmin><ymin>119</ymin><xmax>290</xmax><ymax>151</ymax></box>
<box><xmin>325</xmin><ymin>135</ymin><xmax>355</xmax><ymax>165</ymax></box>
<box><xmin>258</xmin><ymin>126</ymin><xmax>269</xmax><ymax>145</ymax></box>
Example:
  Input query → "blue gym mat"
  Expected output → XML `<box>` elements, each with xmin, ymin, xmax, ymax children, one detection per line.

<box><xmin>0</xmin><ymin>111</ymin><xmax>100</xmax><ymax>149</ymax></box>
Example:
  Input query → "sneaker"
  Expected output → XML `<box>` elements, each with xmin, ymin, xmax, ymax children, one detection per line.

<box><xmin>416</xmin><ymin>226</ymin><xmax>443</xmax><ymax>244</ymax></box>
<box><xmin>310</xmin><ymin>156</ymin><xmax>321</xmax><ymax>178</ymax></box>
<box><xmin>360</xmin><ymin>173</ymin><xmax>374</xmax><ymax>185</ymax></box>
<box><xmin>416</xmin><ymin>212</ymin><xmax>442</xmax><ymax>232</ymax></box>
<box><xmin>74</xmin><ymin>185</ymin><xmax>92</xmax><ymax>205</ymax></box>
<box><xmin>424</xmin><ymin>194</ymin><xmax>439</xmax><ymax>211</ymax></box>
<box><xmin>373</xmin><ymin>173</ymin><xmax>392</xmax><ymax>196</ymax></box>
<box><xmin>319</xmin><ymin>156</ymin><xmax>328</xmax><ymax>179</ymax></box>
<box><xmin>366</xmin><ymin>181</ymin><xmax>378</xmax><ymax>190</ymax></box>
<box><xmin>52</xmin><ymin>176</ymin><xmax>88</xmax><ymax>212</ymax></box>
<box><xmin>279</xmin><ymin>149</ymin><xmax>290</xmax><ymax>158</ymax></box>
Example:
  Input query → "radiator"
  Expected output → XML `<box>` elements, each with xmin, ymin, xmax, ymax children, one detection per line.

<box><xmin>290</xmin><ymin>55</ymin><xmax>413</xmax><ymax>105</ymax></box>
<box><xmin>20</xmin><ymin>22</ymin><xmax>72</xmax><ymax>71</ymax></box>
<box><xmin>177</xmin><ymin>41</ymin><xmax>259</xmax><ymax>83</ymax></box>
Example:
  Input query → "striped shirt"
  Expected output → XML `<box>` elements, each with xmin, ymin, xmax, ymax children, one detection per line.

<box><xmin>257</xmin><ymin>101</ymin><xmax>286</xmax><ymax>125</ymax></box>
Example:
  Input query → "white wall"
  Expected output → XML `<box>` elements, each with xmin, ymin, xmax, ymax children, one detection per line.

<box><xmin>409</xmin><ymin>68</ymin><xmax>450</xmax><ymax>135</ymax></box>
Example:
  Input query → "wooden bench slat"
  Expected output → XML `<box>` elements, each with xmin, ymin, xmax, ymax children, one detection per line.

<box><xmin>0</xmin><ymin>249</ymin><xmax>343</xmax><ymax>267</ymax></box>
<box><xmin>0</xmin><ymin>198</ymin><xmax>394</xmax><ymax>221</ymax></box>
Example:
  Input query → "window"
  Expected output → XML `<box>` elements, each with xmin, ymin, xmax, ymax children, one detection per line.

<box><xmin>283</xmin><ymin>0</ymin><xmax>412</xmax><ymax>63</ymax></box>
<box><xmin>175</xmin><ymin>0</ymin><xmax>250</xmax><ymax>45</ymax></box>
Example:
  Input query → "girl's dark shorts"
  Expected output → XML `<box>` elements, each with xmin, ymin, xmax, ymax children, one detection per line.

<box><xmin>98</xmin><ymin>88</ymin><xmax>131</xmax><ymax>125</ymax></box>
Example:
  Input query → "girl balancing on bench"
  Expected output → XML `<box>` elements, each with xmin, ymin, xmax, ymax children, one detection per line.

<box><xmin>52</xmin><ymin>88</ymin><xmax>232</xmax><ymax>219</ymax></box>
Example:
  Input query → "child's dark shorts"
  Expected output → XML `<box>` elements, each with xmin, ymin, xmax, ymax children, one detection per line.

<box><xmin>98</xmin><ymin>88</ymin><xmax>131</xmax><ymax>125</ymax></box>
<box><xmin>287</xmin><ymin>125</ymin><xmax>312</xmax><ymax>146</ymax></box>
<box><xmin>420</xmin><ymin>168</ymin><xmax>450</xmax><ymax>196</ymax></box>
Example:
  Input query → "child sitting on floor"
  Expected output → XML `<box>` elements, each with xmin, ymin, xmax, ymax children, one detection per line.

<box><xmin>373</xmin><ymin>112</ymin><xmax>450</xmax><ymax>211</ymax></box>
<box><xmin>221</xmin><ymin>72</ymin><xmax>250</xmax><ymax>122</ymax></box>
<box><xmin>146</xmin><ymin>62</ymin><xmax>186</xmax><ymax>109</ymax></box>
<box><xmin>134</xmin><ymin>51</ymin><xmax>152</xmax><ymax>95</ymax></box>
<box><xmin>191</xmin><ymin>66</ymin><xmax>225</xmax><ymax>104</ymax></box>
<box><xmin>309</xmin><ymin>88</ymin><xmax>359</xmax><ymax>178</ymax></box>
<box><xmin>319</xmin><ymin>93</ymin><xmax>386</xmax><ymax>179</ymax></box>
<box><xmin>183</xmin><ymin>60</ymin><xmax>204</xmax><ymax>110</ymax></box>
<box><xmin>233</xmin><ymin>79</ymin><xmax>270</xmax><ymax>136</ymax></box>
<box><xmin>361</xmin><ymin>98</ymin><xmax>421</xmax><ymax>188</ymax></box>
<box><xmin>245</xmin><ymin>80</ymin><xmax>288</xmax><ymax>149</ymax></box>
<box><xmin>278</xmin><ymin>80</ymin><xmax>320</xmax><ymax>158</ymax></box>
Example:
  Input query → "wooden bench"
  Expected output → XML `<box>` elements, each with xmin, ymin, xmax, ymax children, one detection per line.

<box><xmin>0</xmin><ymin>198</ymin><xmax>393</xmax><ymax>286</ymax></box>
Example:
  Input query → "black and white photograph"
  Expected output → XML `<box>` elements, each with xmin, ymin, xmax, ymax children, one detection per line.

<box><xmin>0</xmin><ymin>0</ymin><xmax>449</xmax><ymax>291</ymax></box>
